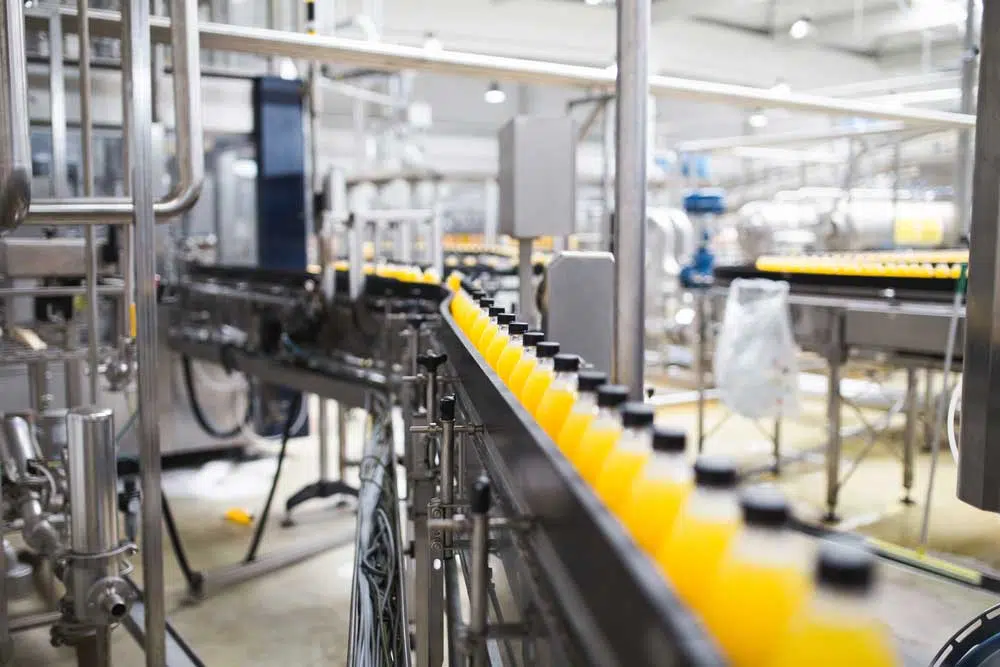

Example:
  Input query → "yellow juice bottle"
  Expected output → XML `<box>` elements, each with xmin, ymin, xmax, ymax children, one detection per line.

<box><xmin>594</xmin><ymin>403</ymin><xmax>655</xmax><ymax>514</ymax></box>
<box><xmin>496</xmin><ymin>322</ymin><xmax>530</xmax><ymax>382</ymax></box>
<box><xmin>767</xmin><ymin>541</ymin><xmax>899</xmax><ymax>667</ymax></box>
<box><xmin>701</xmin><ymin>487</ymin><xmax>812</xmax><ymax>667</ymax></box>
<box><xmin>556</xmin><ymin>371</ymin><xmax>607</xmax><ymax>458</ymax></box>
<box><xmin>523</xmin><ymin>352</ymin><xmax>573</xmax><ymax>415</ymax></box>
<box><xmin>475</xmin><ymin>308</ymin><xmax>507</xmax><ymax>353</ymax></box>
<box><xmin>535</xmin><ymin>355</ymin><xmax>582</xmax><ymax>436</ymax></box>
<box><xmin>472</xmin><ymin>306</ymin><xmax>504</xmax><ymax>352</ymax></box>
<box><xmin>458</xmin><ymin>289</ymin><xmax>486</xmax><ymax>332</ymax></box>
<box><xmin>656</xmin><ymin>456</ymin><xmax>741</xmax><ymax>613</ymax></box>
<box><xmin>572</xmin><ymin>385</ymin><xmax>629</xmax><ymax>483</ymax></box>
<box><xmin>620</xmin><ymin>427</ymin><xmax>692</xmax><ymax>554</ymax></box>
<box><xmin>518</xmin><ymin>344</ymin><xmax>561</xmax><ymax>410</ymax></box>
<box><xmin>485</xmin><ymin>314</ymin><xmax>518</xmax><ymax>369</ymax></box>
<box><xmin>467</xmin><ymin>298</ymin><xmax>496</xmax><ymax>342</ymax></box>
<box><xmin>508</xmin><ymin>334</ymin><xmax>550</xmax><ymax>397</ymax></box>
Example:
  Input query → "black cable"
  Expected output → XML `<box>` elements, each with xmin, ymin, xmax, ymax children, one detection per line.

<box><xmin>181</xmin><ymin>355</ymin><xmax>251</xmax><ymax>439</ymax></box>
<box><xmin>162</xmin><ymin>491</ymin><xmax>203</xmax><ymax>595</ymax></box>
<box><xmin>243</xmin><ymin>393</ymin><xmax>303</xmax><ymax>564</ymax></box>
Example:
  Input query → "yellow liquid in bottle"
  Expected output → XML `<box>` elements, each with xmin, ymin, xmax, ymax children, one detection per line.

<box><xmin>767</xmin><ymin>616</ymin><xmax>898</xmax><ymax>667</ymax></box>
<box><xmin>536</xmin><ymin>389</ymin><xmax>576</xmax><ymax>439</ymax></box>
<box><xmin>496</xmin><ymin>344</ymin><xmax>524</xmax><ymax>383</ymax></box>
<box><xmin>594</xmin><ymin>449</ymin><xmax>651</xmax><ymax>515</ymax></box>
<box><xmin>656</xmin><ymin>511</ymin><xmax>740</xmax><ymax>612</ymax></box>
<box><xmin>521</xmin><ymin>368</ymin><xmax>555</xmax><ymax>414</ymax></box>
<box><xmin>485</xmin><ymin>332</ymin><xmax>510</xmax><ymax>369</ymax></box>
<box><xmin>702</xmin><ymin>559</ymin><xmax>810</xmax><ymax>667</ymax></box>
<box><xmin>621</xmin><ymin>475</ymin><xmax>693</xmax><ymax>554</ymax></box>
<box><xmin>557</xmin><ymin>412</ymin><xmax>596</xmax><ymax>459</ymax></box>
<box><xmin>477</xmin><ymin>322</ymin><xmax>500</xmax><ymax>353</ymax></box>
<box><xmin>468</xmin><ymin>313</ymin><xmax>490</xmax><ymax>343</ymax></box>
<box><xmin>573</xmin><ymin>426</ymin><xmax>622</xmax><ymax>484</ymax></box>
<box><xmin>509</xmin><ymin>356</ymin><xmax>538</xmax><ymax>398</ymax></box>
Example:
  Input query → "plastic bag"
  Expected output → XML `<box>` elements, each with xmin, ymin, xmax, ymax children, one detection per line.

<box><xmin>714</xmin><ymin>278</ymin><xmax>799</xmax><ymax>419</ymax></box>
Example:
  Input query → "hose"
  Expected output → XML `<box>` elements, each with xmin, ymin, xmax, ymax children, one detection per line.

<box><xmin>948</xmin><ymin>376</ymin><xmax>962</xmax><ymax>464</ymax></box>
<box><xmin>181</xmin><ymin>355</ymin><xmax>252</xmax><ymax>439</ymax></box>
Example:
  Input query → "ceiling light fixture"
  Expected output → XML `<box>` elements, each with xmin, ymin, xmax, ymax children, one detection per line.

<box><xmin>584</xmin><ymin>0</ymin><xmax>604</xmax><ymax>5</ymax></box>
<box><xmin>484</xmin><ymin>82</ymin><xmax>506</xmax><ymax>104</ymax></box>
<box><xmin>770</xmin><ymin>79</ymin><xmax>791</xmax><ymax>95</ymax></box>
<box><xmin>748</xmin><ymin>110</ymin><xmax>769</xmax><ymax>129</ymax></box>
<box><xmin>423</xmin><ymin>32</ymin><xmax>443</xmax><ymax>52</ymax></box>
<box><xmin>789</xmin><ymin>17</ymin><xmax>813</xmax><ymax>40</ymax></box>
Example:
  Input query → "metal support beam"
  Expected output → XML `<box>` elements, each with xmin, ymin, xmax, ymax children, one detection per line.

<box><xmin>0</xmin><ymin>0</ymin><xmax>32</xmax><ymax>233</ymax></box>
<box><xmin>955</xmin><ymin>0</ymin><xmax>979</xmax><ymax>238</ymax></box>
<box><xmin>28</xmin><ymin>7</ymin><xmax>977</xmax><ymax>129</ymax></box>
<box><xmin>613</xmin><ymin>0</ymin><xmax>649</xmax><ymax>399</ymax></box>
<box><xmin>121</xmin><ymin>0</ymin><xmax>166</xmax><ymax>663</ymax></box>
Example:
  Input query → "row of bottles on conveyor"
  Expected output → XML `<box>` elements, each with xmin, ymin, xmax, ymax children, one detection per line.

<box><xmin>755</xmin><ymin>250</ymin><xmax>967</xmax><ymax>280</ymax></box>
<box><xmin>329</xmin><ymin>259</ymin><xmax>441</xmax><ymax>283</ymax></box>
<box><xmin>445</xmin><ymin>272</ymin><xmax>900</xmax><ymax>667</ymax></box>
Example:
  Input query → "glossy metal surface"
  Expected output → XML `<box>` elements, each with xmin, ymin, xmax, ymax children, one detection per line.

<box><xmin>0</xmin><ymin>0</ymin><xmax>31</xmax><ymax>233</ymax></box>
<box><xmin>25</xmin><ymin>0</ymin><xmax>204</xmax><ymax>224</ymax></box>
<box><xmin>30</xmin><ymin>7</ymin><xmax>978</xmax><ymax>128</ymax></box>
<box><xmin>613</xmin><ymin>0</ymin><xmax>648</xmax><ymax>399</ymax></box>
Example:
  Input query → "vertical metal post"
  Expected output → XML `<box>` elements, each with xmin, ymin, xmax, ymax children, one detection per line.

<box><xmin>399</xmin><ymin>222</ymin><xmax>413</xmax><ymax>264</ymax></box>
<box><xmin>518</xmin><ymin>239</ymin><xmax>534</xmax><ymax>327</ymax></box>
<box><xmin>695</xmin><ymin>292</ymin><xmax>706</xmax><ymax>453</ymax></box>
<box><xmin>348</xmin><ymin>216</ymin><xmax>364</xmax><ymax>299</ymax></box>
<box><xmin>318</xmin><ymin>400</ymin><xmax>331</xmax><ymax>481</ymax></box>
<box><xmin>28</xmin><ymin>362</ymin><xmax>52</xmax><ymax>412</ymax></box>
<box><xmin>959</xmin><ymin>0</ymin><xmax>1000</xmax><ymax>514</ymax></box>
<box><xmin>613</xmin><ymin>0</ymin><xmax>649</xmax><ymax>400</ymax></box>
<box><xmin>0</xmin><ymin>473</ymin><xmax>10</xmax><ymax>666</ymax></box>
<box><xmin>48</xmin><ymin>10</ymin><xmax>68</xmax><ymax>200</ymax></box>
<box><xmin>955</xmin><ymin>0</ymin><xmax>979</xmax><ymax>238</ymax></box>
<box><xmin>430</xmin><ymin>196</ymin><xmax>444</xmax><ymax>280</ymax></box>
<box><xmin>0</xmin><ymin>0</ymin><xmax>32</xmax><ymax>234</ymax></box>
<box><xmin>468</xmin><ymin>477</ymin><xmax>491</xmax><ymax>667</ymax></box>
<box><xmin>923</xmin><ymin>368</ymin><xmax>935</xmax><ymax>450</ymax></box>
<box><xmin>336</xmin><ymin>404</ymin><xmax>349</xmax><ymax>482</ymax></box>
<box><xmin>903</xmin><ymin>366</ymin><xmax>917</xmax><ymax>503</ymax></box>
<box><xmin>79</xmin><ymin>0</ymin><xmax>100</xmax><ymax>405</ymax></box>
<box><xmin>439</xmin><ymin>396</ymin><xmax>455</xmax><ymax>551</ymax></box>
<box><xmin>772</xmin><ymin>417</ymin><xmax>782</xmax><ymax>475</ymax></box>
<box><xmin>122</xmin><ymin>0</ymin><xmax>166</xmax><ymax>662</ymax></box>
<box><xmin>602</xmin><ymin>102</ymin><xmax>615</xmax><ymax>252</ymax></box>
<box><xmin>825</xmin><ymin>310</ymin><xmax>843</xmax><ymax>522</ymax></box>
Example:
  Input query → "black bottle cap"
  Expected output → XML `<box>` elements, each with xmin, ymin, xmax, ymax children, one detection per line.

<box><xmin>535</xmin><ymin>341</ymin><xmax>560</xmax><ymax>358</ymax></box>
<box><xmin>816</xmin><ymin>539</ymin><xmax>875</xmax><ymax>592</ymax></box>
<box><xmin>488</xmin><ymin>306</ymin><xmax>505</xmax><ymax>317</ymax></box>
<box><xmin>478</xmin><ymin>298</ymin><xmax>494</xmax><ymax>309</ymax></box>
<box><xmin>523</xmin><ymin>331</ymin><xmax>545</xmax><ymax>348</ymax></box>
<box><xmin>553</xmin><ymin>354</ymin><xmax>580</xmax><ymax>372</ymax></box>
<box><xmin>471</xmin><ymin>476</ymin><xmax>492</xmax><ymax>514</ymax></box>
<box><xmin>621</xmin><ymin>402</ymin><xmax>655</xmax><ymax>428</ymax></box>
<box><xmin>652</xmin><ymin>426</ymin><xmax>686</xmax><ymax>453</ymax></box>
<box><xmin>508</xmin><ymin>322</ymin><xmax>529</xmax><ymax>335</ymax></box>
<box><xmin>439</xmin><ymin>395</ymin><xmax>456</xmax><ymax>421</ymax></box>
<box><xmin>693</xmin><ymin>456</ymin><xmax>738</xmax><ymax>488</ymax></box>
<box><xmin>740</xmin><ymin>486</ymin><xmax>789</xmax><ymax>527</ymax></box>
<box><xmin>577</xmin><ymin>370</ymin><xmax>607</xmax><ymax>392</ymax></box>
<box><xmin>469</xmin><ymin>289</ymin><xmax>485</xmax><ymax>300</ymax></box>
<box><xmin>596</xmin><ymin>385</ymin><xmax>629</xmax><ymax>408</ymax></box>
<box><xmin>497</xmin><ymin>313</ymin><xmax>516</xmax><ymax>325</ymax></box>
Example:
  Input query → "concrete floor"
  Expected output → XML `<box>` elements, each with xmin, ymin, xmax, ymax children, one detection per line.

<box><xmin>7</xmin><ymin>385</ymin><xmax>1000</xmax><ymax>666</ymax></box>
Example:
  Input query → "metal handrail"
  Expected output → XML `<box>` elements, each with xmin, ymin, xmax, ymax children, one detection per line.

<box><xmin>30</xmin><ymin>6</ymin><xmax>976</xmax><ymax>130</ymax></box>
<box><xmin>23</xmin><ymin>0</ymin><xmax>203</xmax><ymax>225</ymax></box>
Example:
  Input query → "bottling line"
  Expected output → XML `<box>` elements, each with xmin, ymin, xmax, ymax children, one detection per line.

<box><xmin>0</xmin><ymin>0</ymin><xmax>999</xmax><ymax>665</ymax></box>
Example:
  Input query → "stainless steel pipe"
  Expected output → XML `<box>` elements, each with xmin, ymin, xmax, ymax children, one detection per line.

<box><xmin>0</xmin><ymin>0</ymin><xmax>32</xmax><ymax>234</ymax></box>
<box><xmin>25</xmin><ymin>0</ymin><xmax>204</xmax><ymax>224</ymax></box>
<box><xmin>65</xmin><ymin>407</ymin><xmax>130</xmax><ymax>626</ymax></box>
<box><xmin>29</xmin><ymin>7</ymin><xmax>976</xmax><ymax>129</ymax></box>
<box><xmin>613</xmin><ymin>0</ymin><xmax>649</xmax><ymax>400</ymax></box>
<box><xmin>79</xmin><ymin>0</ymin><xmax>101</xmax><ymax>403</ymax></box>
